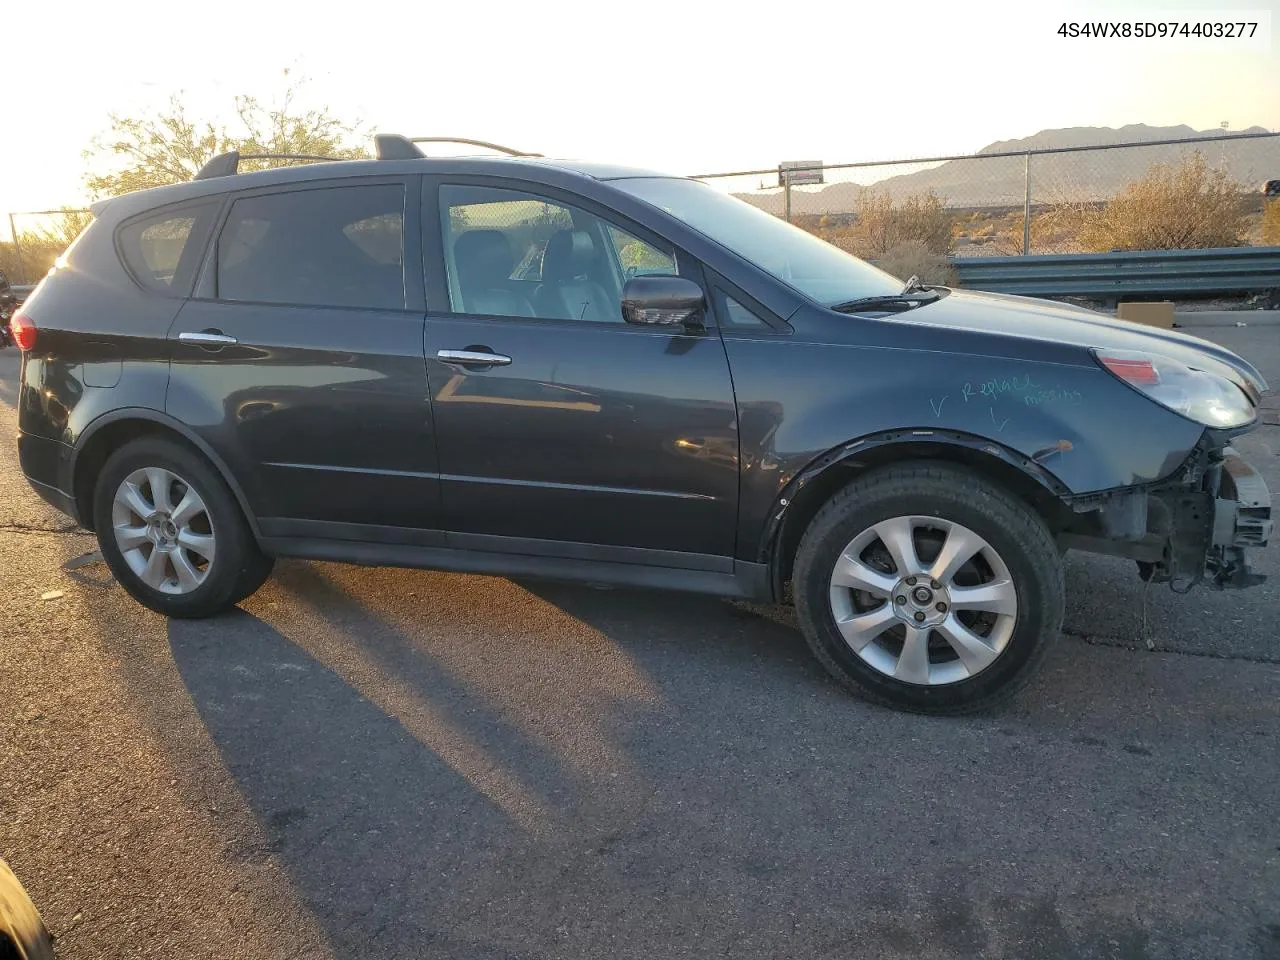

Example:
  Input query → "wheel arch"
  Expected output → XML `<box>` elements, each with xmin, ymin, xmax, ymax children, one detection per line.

<box><xmin>71</xmin><ymin>409</ymin><xmax>263</xmax><ymax>541</ymax></box>
<box><xmin>761</xmin><ymin>430</ymin><xmax>1074</xmax><ymax>598</ymax></box>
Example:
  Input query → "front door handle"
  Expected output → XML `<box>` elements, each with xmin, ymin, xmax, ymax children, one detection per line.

<box><xmin>179</xmin><ymin>330</ymin><xmax>239</xmax><ymax>347</ymax></box>
<box><xmin>437</xmin><ymin>349</ymin><xmax>512</xmax><ymax>367</ymax></box>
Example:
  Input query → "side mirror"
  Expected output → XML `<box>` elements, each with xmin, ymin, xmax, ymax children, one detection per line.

<box><xmin>621</xmin><ymin>276</ymin><xmax>705</xmax><ymax>327</ymax></box>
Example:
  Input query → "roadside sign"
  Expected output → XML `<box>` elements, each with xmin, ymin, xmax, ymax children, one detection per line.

<box><xmin>778</xmin><ymin>161</ymin><xmax>824</xmax><ymax>186</ymax></box>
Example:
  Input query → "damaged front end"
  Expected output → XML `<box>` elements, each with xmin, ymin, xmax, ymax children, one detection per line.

<box><xmin>1061</xmin><ymin>436</ymin><xmax>1272</xmax><ymax>591</ymax></box>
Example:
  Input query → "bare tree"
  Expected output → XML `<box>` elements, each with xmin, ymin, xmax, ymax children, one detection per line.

<box><xmin>1</xmin><ymin>208</ymin><xmax>95</xmax><ymax>282</ymax></box>
<box><xmin>84</xmin><ymin>74</ymin><xmax>367</xmax><ymax>198</ymax></box>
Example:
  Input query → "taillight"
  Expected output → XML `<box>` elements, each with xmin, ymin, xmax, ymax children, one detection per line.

<box><xmin>9</xmin><ymin>312</ymin><xmax>36</xmax><ymax>351</ymax></box>
<box><xmin>1099</xmin><ymin>353</ymin><xmax>1159</xmax><ymax>386</ymax></box>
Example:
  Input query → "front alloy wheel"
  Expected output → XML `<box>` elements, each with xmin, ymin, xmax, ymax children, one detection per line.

<box><xmin>829</xmin><ymin>516</ymin><xmax>1018</xmax><ymax>686</ymax></box>
<box><xmin>793</xmin><ymin>463</ymin><xmax>1064</xmax><ymax>714</ymax></box>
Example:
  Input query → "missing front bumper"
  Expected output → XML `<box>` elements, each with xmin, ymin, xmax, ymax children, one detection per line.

<box><xmin>1061</xmin><ymin>448</ymin><xmax>1271</xmax><ymax>591</ymax></box>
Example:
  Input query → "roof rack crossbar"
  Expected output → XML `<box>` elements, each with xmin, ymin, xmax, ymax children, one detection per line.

<box><xmin>374</xmin><ymin>134</ymin><xmax>425</xmax><ymax>160</ymax></box>
<box><xmin>193</xmin><ymin>151</ymin><xmax>241</xmax><ymax>180</ymax></box>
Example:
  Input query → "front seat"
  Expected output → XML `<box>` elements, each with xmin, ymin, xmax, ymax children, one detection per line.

<box><xmin>453</xmin><ymin>230</ymin><xmax>535</xmax><ymax>317</ymax></box>
<box><xmin>535</xmin><ymin>230</ymin><xmax>617</xmax><ymax>322</ymax></box>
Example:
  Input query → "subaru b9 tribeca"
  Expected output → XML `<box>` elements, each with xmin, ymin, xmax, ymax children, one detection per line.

<box><xmin>11</xmin><ymin>135</ymin><xmax>1271</xmax><ymax>713</ymax></box>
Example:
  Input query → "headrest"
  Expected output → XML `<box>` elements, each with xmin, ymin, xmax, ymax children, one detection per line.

<box><xmin>454</xmin><ymin>230</ymin><xmax>515</xmax><ymax>286</ymax></box>
<box><xmin>540</xmin><ymin>229</ymin><xmax>596</xmax><ymax>283</ymax></box>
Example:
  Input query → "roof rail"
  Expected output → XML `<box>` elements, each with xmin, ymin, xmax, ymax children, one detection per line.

<box><xmin>193</xmin><ymin>150</ymin><xmax>338</xmax><ymax>180</ymax></box>
<box><xmin>397</xmin><ymin>136</ymin><xmax>541</xmax><ymax>158</ymax></box>
<box><xmin>194</xmin><ymin>134</ymin><xmax>541</xmax><ymax>180</ymax></box>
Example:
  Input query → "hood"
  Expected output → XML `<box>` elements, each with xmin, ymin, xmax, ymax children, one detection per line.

<box><xmin>905</xmin><ymin>288</ymin><xmax>1268</xmax><ymax>396</ymax></box>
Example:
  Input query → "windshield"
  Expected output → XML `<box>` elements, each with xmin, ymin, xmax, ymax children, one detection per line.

<box><xmin>612</xmin><ymin>177</ymin><xmax>902</xmax><ymax>305</ymax></box>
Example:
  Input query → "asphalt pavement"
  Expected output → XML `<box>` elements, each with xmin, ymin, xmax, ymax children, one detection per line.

<box><xmin>0</xmin><ymin>327</ymin><xmax>1277</xmax><ymax>960</ymax></box>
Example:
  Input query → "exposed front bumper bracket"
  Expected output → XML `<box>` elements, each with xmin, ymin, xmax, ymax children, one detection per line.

<box><xmin>1206</xmin><ymin>452</ymin><xmax>1272</xmax><ymax>588</ymax></box>
<box><xmin>1064</xmin><ymin>446</ymin><xmax>1271</xmax><ymax>592</ymax></box>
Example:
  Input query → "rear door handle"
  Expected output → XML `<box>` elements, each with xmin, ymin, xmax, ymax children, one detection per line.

<box><xmin>437</xmin><ymin>349</ymin><xmax>512</xmax><ymax>367</ymax></box>
<box><xmin>179</xmin><ymin>330</ymin><xmax>239</xmax><ymax>347</ymax></box>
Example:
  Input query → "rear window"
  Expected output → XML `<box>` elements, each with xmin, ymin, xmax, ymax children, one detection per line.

<box><xmin>216</xmin><ymin>185</ymin><xmax>405</xmax><ymax>310</ymax></box>
<box><xmin>118</xmin><ymin>202</ymin><xmax>219</xmax><ymax>293</ymax></box>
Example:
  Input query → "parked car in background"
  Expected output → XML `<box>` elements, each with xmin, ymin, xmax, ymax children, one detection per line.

<box><xmin>8</xmin><ymin>136</ymin><xmax>1272</xmax><ymax>713</ymax></box>
<box><xmin>0</xmin><ymin>271</ymin><xmax>18</xmax><ymax>348</ymax></box>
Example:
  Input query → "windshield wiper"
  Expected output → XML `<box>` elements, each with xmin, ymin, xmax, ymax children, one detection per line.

<box><xmin>829</xmin><ymin>290</ymin><xmax>942</xmax><ymax>314</ymax></box>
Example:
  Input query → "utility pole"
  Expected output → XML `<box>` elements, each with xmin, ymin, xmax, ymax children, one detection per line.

<box><xmin>7</xmin><ymin>214</ymin><xmax>25</xmax><ymax>283</ymax></box>
<box><xmin>1021</xmin><ymin>153</ymin><xmax>1032</xmax><ymax>256</ymax></box>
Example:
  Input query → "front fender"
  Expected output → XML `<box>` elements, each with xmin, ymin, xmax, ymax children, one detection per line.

<box><xmin>723</xmin><ymin>336</ymin><xmax>1205</xmax><ymax>560</ymax></box>
<box><xmin>752</xmin><ymin>428</ymin><xmax>1072</xmax><ymax>569</ymax></box>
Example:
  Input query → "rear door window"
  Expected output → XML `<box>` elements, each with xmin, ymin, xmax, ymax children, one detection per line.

<box><xmin>216</xmin><ymin>184</ymin><xmax>406</xmax><ymax>310</ymax></box>
<box><xmin>118</xmin><ymin>201</ymin><xmax>220</xmax><ymax>294</ymax></box>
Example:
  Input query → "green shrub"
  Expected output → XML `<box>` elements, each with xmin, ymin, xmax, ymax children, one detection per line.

<box><xmin>875</xmin><ymin>240</ymin><xmax>957</xmax><ymax>286</ymax></box>
<box><xmin>1262</xmin><ymin>198</ymin><xmax>1280</xmax><ymax>246</ymax></box>
<box><xmin>846</xmin><ymin>190</ymin><xmax>954</xmax><ymax>258</ymax></box>
<box><xmin>1077</xmin><ymin>153</ymin><xmax>1247</xmax><ymax>251</ymax></box>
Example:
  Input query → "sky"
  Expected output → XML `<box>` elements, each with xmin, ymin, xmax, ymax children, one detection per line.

<box><xmin>2</xmin><ymin>0</ymin><xmax>1277</xmax><ymax>236</ymax></box>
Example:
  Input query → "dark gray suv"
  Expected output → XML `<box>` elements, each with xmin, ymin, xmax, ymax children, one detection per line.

<box><xmin>10</xmin><ymin>135</ymin><xmax>1272</xmax><ymax>713</ymax></box>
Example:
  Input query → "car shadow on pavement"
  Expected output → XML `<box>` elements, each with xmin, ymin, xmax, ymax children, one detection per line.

<box><xmin>125</xmin><ymin>553</ymin><xmax>1278</xmax><ymax>960</ymax></box>
<box><xmin>163</xmin><ymin>564</ymin><xmax>863</xmax><ymax>958</ymax></box>
<box><xmin>166</xmin><ymin>564</ymin><xmax>1223</xmax><ymax>959</ymax></box>
<box><xmin>166</xmin><ymin>608</ymin><xmax>549</xmax><ymax>960</ymax></box>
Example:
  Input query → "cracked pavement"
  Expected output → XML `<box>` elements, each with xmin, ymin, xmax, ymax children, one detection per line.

<box><xmin>1</xmin><ymin>328</ymin><xmax>1277</xmax><ymax>960</ymax></box>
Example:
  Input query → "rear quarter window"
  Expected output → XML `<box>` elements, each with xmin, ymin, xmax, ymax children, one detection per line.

<box><xmin>215</xmin><ymin>184</ymin><xmax>406</xmax><ymax>310</ymax></box>
<box><xmin>117</xmin><ymin>201</ymin><xmax>220</xmax><ymax>294</ymax></box>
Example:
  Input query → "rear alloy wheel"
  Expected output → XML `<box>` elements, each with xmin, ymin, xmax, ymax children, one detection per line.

<box><xmin>794</xmin><ymin>463</ymin><xmax>1063</xmax><ymax>714</ymax></box>
<box><xmin>94</xmin><ymin>437</ymin><xmax>273</xmax><ymax>618</ymax></box>
<box><xmin>111</xmin><ymin>466</ymin><xmax>217</xmax><ymax>596</ymax></box>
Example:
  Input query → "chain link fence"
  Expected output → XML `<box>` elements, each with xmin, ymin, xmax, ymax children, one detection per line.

<box><xmin>5</xmin><ymin>132</ymin><xmax>1278</xmax><ymax>284</ymax></box>
<box><xmin>2</xmin><ymin>209</ymin><xmax>93</xmax><ymax>285</ymax></box>
<box><xmin>693</xmin><ymin>131</ymin><xmax>1280</xmax><ymax>269</ymax></box>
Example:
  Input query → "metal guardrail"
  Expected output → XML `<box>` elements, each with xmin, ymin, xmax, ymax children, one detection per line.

<box><xmin>11</xmin><ymin>257</ymin><xmax>1274</xmax><ymax>307</ymax></box>
<box><xmin>952</xmin><ymin>246</ymin><xmax>1280</xmax><ymax>301</ymax></box>
<box><xmin>9</xmin><ymin>251</ymin><xmax>1277</xmax><ymax>307</ymax></box>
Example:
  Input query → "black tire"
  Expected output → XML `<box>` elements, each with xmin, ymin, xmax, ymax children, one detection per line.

<box><xmin>93</xmin><ymin>437</ymin><xmax>273</xmax><ymax>618</ymax></box>
<box><xmin>793</xmin><ymin>462</ymin><xmax>1063</xmax><ymax>714</ymax></box>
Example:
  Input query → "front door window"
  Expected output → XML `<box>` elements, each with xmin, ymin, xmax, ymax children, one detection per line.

<box><xmin>440</xmin><ymin>185</ymin><xmax>675</xmax><ymax>323</ymax></box>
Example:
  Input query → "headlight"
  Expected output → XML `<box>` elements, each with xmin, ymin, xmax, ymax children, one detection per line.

<box><xmin>1095</xmin><ymin>349</ymin><xmax>1255</xmax><ymax>428</ymax></box>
